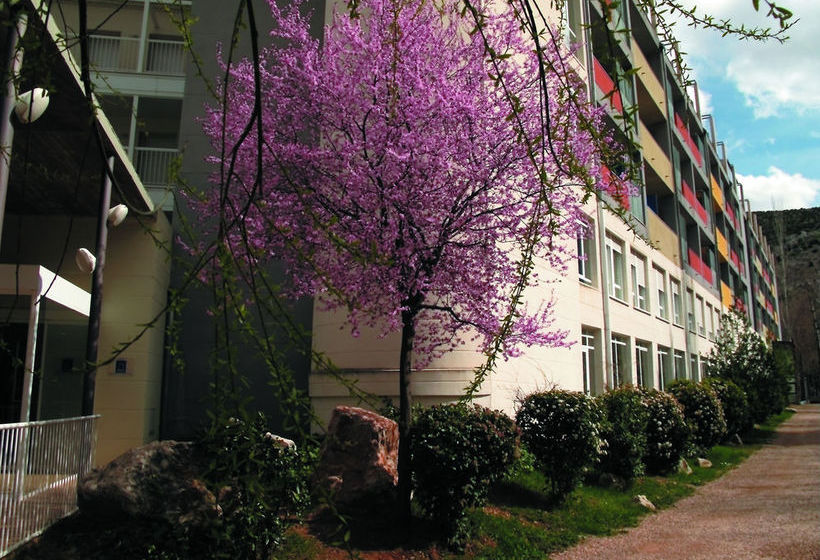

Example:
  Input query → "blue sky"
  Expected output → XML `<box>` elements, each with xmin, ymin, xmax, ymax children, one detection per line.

<box><xmin>671</xmin><ymin>0</ymin><xmax>820</xmax><ymax>211</ymax></box>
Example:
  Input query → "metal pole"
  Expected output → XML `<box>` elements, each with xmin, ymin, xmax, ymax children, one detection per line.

<box><xmin>0</xmin><ymin>12</ymin><xmax>27</xmax><ymax>248</ymax></box>
<box><xmin>82</xmin><ymin>155</ymin><xmax>115</xmax><ymax>416</ymax></box>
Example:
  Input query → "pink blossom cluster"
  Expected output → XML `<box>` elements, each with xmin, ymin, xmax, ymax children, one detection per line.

<box><xmin>200</xmin><ymin>0</ymin><xmax>618</xmax><ymax>364</ymax></box>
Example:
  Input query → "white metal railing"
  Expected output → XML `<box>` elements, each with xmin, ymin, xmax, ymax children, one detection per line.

<box><xmin>0</xmin><ymin>416</ymin><xmax>98</xmax><ymax>557</ymax></box>
<box><xmin>134</xmin><ymin>147</ymin><xmax>179</xmax><ymax>185</ymax></box>
<box><xmin>87</xmin><ymin>35</ymin><xmax>140</xmax><ymax>72</ymax></box>
<box><xmin>146</xmin><ymin>38</ymin><xmax>186</xmax><ymax>75</ymax></box>
<box><xmin>80</xmin><ymin>35</ymin><xmax>185</xmax><ymax>75</ymax></box>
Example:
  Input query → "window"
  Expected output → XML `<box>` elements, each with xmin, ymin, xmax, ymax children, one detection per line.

<box><xmin>611</xmin><ymin>334</ymin><xmax>629</xmax><ymax>387</ymax></box>
<box><xmin>655</xmin><ymin>267</ymin><xmax>668</xmax><ymax>320</ymax></box>
<box><xmin>635</xmin><ymin>340</ymin><xmax>652</xmax><ymax>388</ymax></box>
<box><xmin>696</xmin><ymin>295</ymin><xmax>705</xmax><ymax>336</ymax></box>
<box><xmin>657</xmin><ymin>345</ymin><xmax>671</xmax><ymax>391</ymax></box>
<box><xmin>577</xmin><ymin>221</ymin><xmax>595</xmax><ymax>285</ymax></box>
<box><xmin>631</xmin><ymin>252</ymin><xmax>649</xmax><ymax>311</ymax></box>
<box><xmin>707</xmin><ymin>304</ymin><xmax>716</xmax><ymax>340</ymax></box>
<box><xmin>671</xmin><ymin>279</ymin><xmax>682</xmax><ymax>325</ymax></box>
<box><xmin>690</xmin><ymin>354</ymin><xmax>700</xmax><ymax>382</ymax></box>
<box><xmin>606</xmin><ymin>236</ymin><xmax>626</xmax><ymax>301</ymax></box>
<box><xmin>674</xmin><ymin>350</ymin><xmax>686</xmax><ymax>380</ymax></box>
<box><xmin>565</xmin><ymin>0</ymin><xmax>583</xmax><ymax>47</ymax></box>
<box><xmin>686</xmin><ymin>289</ymin><xmax>696</xmax><ymax>332</ymax></box>
<box><xmin>581</xmin><ymin>330</ymin><xmax>594</xmax><ymax>395</ymax></box>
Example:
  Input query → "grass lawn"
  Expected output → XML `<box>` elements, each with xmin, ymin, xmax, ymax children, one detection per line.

<box><xmin>13</xmin><ymin>411</ymin><xmax>793</xmax><ymax>560</ymax></box>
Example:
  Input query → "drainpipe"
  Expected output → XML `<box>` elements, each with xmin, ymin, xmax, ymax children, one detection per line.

<box><xmin>582</xmin><ymin>0</ymin><xmax>613</xmax><ymax>391</ymax></box>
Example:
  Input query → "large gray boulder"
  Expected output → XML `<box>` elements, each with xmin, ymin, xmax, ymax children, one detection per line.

<box><xmin>78</xmin><ymin>440</ymin><xmax>217</xmax><ymax>529</ymax></box>
<box><xmin>313</xmin><ymin>406</ymin><xmax>399</xmax><ymax>511</ymax></box>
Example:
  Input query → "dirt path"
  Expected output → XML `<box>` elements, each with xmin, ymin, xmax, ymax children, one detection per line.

<box><xmin>552</xmin><ymin>404</ymin><xmax>820</xmax><ymax>560</ymax></box>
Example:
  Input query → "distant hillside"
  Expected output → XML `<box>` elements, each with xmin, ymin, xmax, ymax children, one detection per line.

<box><xmin>755</xmin><ymin>207</ymin><xmax>820</xmax><ymax>401</ymax></box>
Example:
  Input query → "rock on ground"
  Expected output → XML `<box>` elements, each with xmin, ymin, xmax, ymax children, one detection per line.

<box><xmin>78</xmin><ymin>440</ymin><xmax>217</xmax><ymax>529</ymax></box>
<box><xmin>313</xmin><ymin>406</ymin><xmax>399</xmax><ymax>511</ymax></box>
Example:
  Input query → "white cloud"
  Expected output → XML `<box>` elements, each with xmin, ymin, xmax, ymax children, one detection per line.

<box><xmin>671</xmin><ymin>1</ymin><xmax>820</xmax><ymax>118</ymax></box>
<box><xmin>737</xmin><ymin>167</ymin><xmax>820</xmax><ymax>210</ymax></box>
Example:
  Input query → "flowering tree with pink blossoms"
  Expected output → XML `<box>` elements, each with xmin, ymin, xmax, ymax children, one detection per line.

<box><xmin>200</xmin><ymin>0</ymin><xmax>619</xmax><ymax>513</ymax></box>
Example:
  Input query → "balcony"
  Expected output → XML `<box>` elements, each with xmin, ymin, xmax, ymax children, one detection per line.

<box><xmin>593</xmin><ymin>58</ymin><xmax>623</xmax><ymax>113</ymax></box>
<box><xmin>638</xmin><ymin>119</ymin><xmax>674</xmax><ymax>193</ymax></box>
<box><xmin>716</xmin><ymin>229</ymin><xmax>729</xmax><ymax>261</ymax></box>
<box><xmin>674</xmin><ymin>113</ymin><xmax>703</xmax><ymax>167</ymax></box>
<box><xmin>133</xmin><ymin>147</ymin><xmax>179</xmax><ymax>185</ymax></box>
<box><xmin>724</xmin><ymin>201</ymin><xmax>740</xmax><ymax>231</ymax></box>
<box><xmin>681</xmin><ymin>179</ymin><xmax>709</xmax><ymax>226</ymax></box>
<box><xmin>632</xmin><ymin>44</ymin><xmax>666</xmax><ymax>118</ymax></box>
<box><xmin>688</xmin><ymin>247</ymin><xmax>713</xmax><ymax>285</ymax></box>
<box><xmin>84</xmin><ymin>34</ymin><xmax>186</xmax><ymax>75</ymax></box>
<box><xmin>710</xmin><ymin>174</ymin><xmax>724</xmax><ymax>212</ymax></box>
<box><xmin>721</xmin><ymin>281</ymin><xmax>733</xmax><ymax>308</ymax></box>
<box><xmin>648</xmin><ymin>210</ymin><xmax>679</xmax><ymax>265</ymax></box>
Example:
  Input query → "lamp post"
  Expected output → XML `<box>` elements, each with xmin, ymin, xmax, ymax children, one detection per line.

<box><xmin>82</xmin><ymin>155</ymin><xmax>115</xmax><ymax>416</ymax></box>
<box><xmin>0</xmin><ymin>11</ymin><xmax>27</xmax><ymax>247</ymax></box>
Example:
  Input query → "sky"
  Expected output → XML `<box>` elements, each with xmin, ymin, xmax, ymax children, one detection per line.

<box><xmin>669</xmin><ymin>0</ymin><xmax>820</xmax><ymax>211</ymax></box>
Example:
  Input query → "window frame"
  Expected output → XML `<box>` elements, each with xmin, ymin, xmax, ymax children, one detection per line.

<box><xmin>654</xmin><ymin>266</ymin><xmax>668</xmax><ymax>320</ymax></box>
<box><xmin>671</xmin><ymin>278</ymin><xmax>683</xmax><ymax>326</ymax></box>
<box><xmin>606</xmin><ymin>235</ymin><xmax>626</xmax><ymax>302</ymax></box>
<box><xmin>630</xmin><ymin>251</ymin><xmax>649</xmax><ymax>312</ymax></box>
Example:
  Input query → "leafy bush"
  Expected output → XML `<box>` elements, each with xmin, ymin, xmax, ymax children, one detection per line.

<box><xmin>515</xmin><ymin>390</ymin><xmax>603</xmax><ymax>499</ymax></box>
<box><xmin>704</xmin><ymin>377</ymin><xmax>753</xmax><ymax>440</ymax></box>
<box><xmin>193</xmin><ymin>412</ymin><xmax>316</xmax><ymax>560</ymax></box>
<box><xmin>411</xmin><ymin>404</ymin><xmax>519</xmax><ymax>549</ymax></box>
<box><xmin>668</xmin><ymin>380</ymin><xmax>727</xmax><ymax>455</ymax></box>
<box><xmin>596</xmin><ymin>386</ymin><xmax>649</xmax><ymax>480</ymax></box>
<box><xmin>639</xmin><ymin>388</ymin><xmax>690</xmax><ymax>474</ymax></box>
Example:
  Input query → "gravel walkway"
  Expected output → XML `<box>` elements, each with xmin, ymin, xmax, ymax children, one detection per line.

<box><xmin>552</xmin><ymin>404</ymin><xmax>820</xmax><ymax>560</ymax></box>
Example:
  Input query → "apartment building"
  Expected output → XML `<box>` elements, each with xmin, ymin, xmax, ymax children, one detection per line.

<box><xmin>0</xmin><ymin>0</ymin><xmax>172</xmax><ymax>466</ymax></box>
<box><xmin>308</xmin><ymin>0</ymin><xmax>783</xmax><ymax>422</ymax></box>
<box><xmin>5</xmin><ymin>0</ymin><xmax>783</xmax><ymax>457</ymax></box>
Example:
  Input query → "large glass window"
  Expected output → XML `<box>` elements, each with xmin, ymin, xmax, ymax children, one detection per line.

<box><xmin>686</xmin><ymin>289</ymin><xmax>696</xmax><ymax>332</ymax></box>
<box><xmin>674</xmin><ymin>350</ymin><xmax>687</xmax><ymax>380</ymax></box>
<box><xmin>565</xmin><ymin>0</ymin><xmax>583</xmax><ymax>47</ymax></box>
<box><xmin>611</xmin><ymin>334</ymin><xmax>629</xmax><ymax>387</ymax></box>
<box><xmin>631</xmin><ymin>252</ymin><xmax>649</xmax><ymax>311</ymax></box>
<box><xmin>696</xmin><ymin>295</ymin><xmax>706</xmax><ymax>336</ymax></box>
<box><xmin>707</xmin><ymin>304</ymin><xmax>716</xmax><ymax>340</ymax></box>
<box><xmin>655</xmin><ymin>267</ymin><xmax>668</xmax><ymax>320</ymax></box>
<box><xmin>657</xmin><ymin>345</ymin><xmax>672</xmax><ymax>391</ymax></box>
<box><xmin>690</xmin><ymin>354</ymin><xmax>700</xmax><ymax>382</ymax></box>
<box><xmin>635</xmin><ymin>340</ymin><xmax>651</xmax><ymax>388</ymax></box>
<box><xmin>581</xmin><ymin>330</ymin><xmax>594</xmax><ymax>395</ymax></box>
<box><xmin>577</xmin><ymin>221</ymin><xmax>596</xmax><ymax>285</ymax></box>
<box><xmin>606</xmin><ymin>236</ymin><xmax>626</xmax><ymax>301</ymax></box>
<box><xmin>671</xmin><ymin>279</ymin><xmax>682</xmax><ymax>325</ymax></box>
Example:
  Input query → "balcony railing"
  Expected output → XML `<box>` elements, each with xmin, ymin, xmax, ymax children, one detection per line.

<box><xmin>83</xmin><ymin>34</ymin><xmax>185</xmax><ymax>75</ymax></box>
<box><xmin>134</xmin><ymin>147</ymin><xmax>179</xmax><ymax>185</ymax></box>
<box><xmin>681</xmin><ymin>179</ymin><xmax>708</xmax><ymax>226</ymax></box>
<box><xmin>716</xmin><ymin>229</ymin><xmax>729</xmax><ymax>261</ymax></box>
<box><xmin>593</xmin><ymin>58</ymin><xmax>623</xmax><ymax>113</ymax></box>
<box><xmin>688</xmin><ymin>247</ymin><xmax>713</xmax><ymax>284</ymax></box>
<box><xmin>674</xmin><ymin>113</ymin><xmax>703</xmax><ymax>167</ymax></box>
<box><xmin>600</xmin><ymin>165</ymin><xmax>630</xmax><ymax>209</ymax></box>
<box><xmin>0</xmin><ymin>416</ymin><xmax>98</xmax><ymax>556</ymax></box>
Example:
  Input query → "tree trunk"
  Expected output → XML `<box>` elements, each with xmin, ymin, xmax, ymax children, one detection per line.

<box><xmin>397</xmin><ymin>307</ymin><xmax>416</xmax><ymax>519</ymax></box>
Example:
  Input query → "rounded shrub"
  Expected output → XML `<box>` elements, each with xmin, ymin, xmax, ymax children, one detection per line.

<box><xmin>668</xmin><ymin>380</ymin><xmax>727</xmax><ymax>455</ymax></box>
<box><xmin>704</xmin><ymin>377</ymin><xmax>753</xmax><ymax>440</ymax></box>
<box><xmin>515</xmin><ymin>390</ymin><xmax>603</xmax><ymax>499</ymax></box>
<box><xmin>411</xmin><ymin>404</ymin><xmax>519</xmax><ymax>548</ymax></box>
<box><xmin>639</xmin><ymin>388</ymin><xmax>690</xmax><ymax>474</ymax></box>
<box><xmin>596</xmin><ymin>386</ymin><xmax>649</xmax><ymax>480</ymax></box>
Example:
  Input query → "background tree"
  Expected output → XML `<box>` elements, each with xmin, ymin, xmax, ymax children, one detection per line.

<box><xmin>199</xmin><ymin>0</ymin><xmax>616</xmax><ymax>515</ymax></box>
<box><xmin>705</xmin><ymin>308</ymin><xmax>788</xmax><ymax>422</ymax></box>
